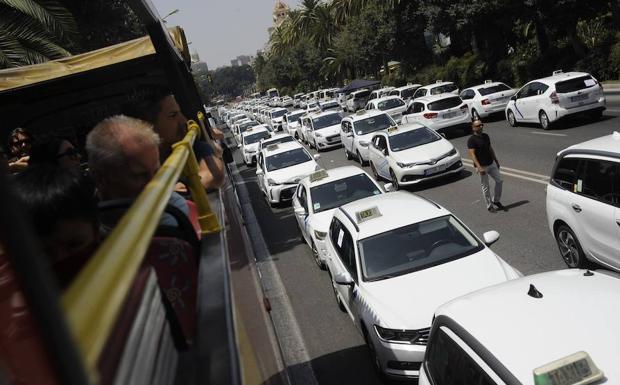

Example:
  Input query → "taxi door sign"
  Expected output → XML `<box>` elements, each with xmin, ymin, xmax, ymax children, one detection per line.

<box><xmin>533</xmin><ymin>351</ymin><xmax>603</xmax><ymax>385</ymax></box>
<box><xmin>355</xmin><ymin>207</ymin><xmax>382</xmax><ymax>224</ymax></box>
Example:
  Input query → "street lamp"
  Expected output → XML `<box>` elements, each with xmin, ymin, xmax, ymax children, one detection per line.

<box><xmin>162</xmin><ymin>9</ymin><xmax>179</xmax><ymax>22</ymax></box>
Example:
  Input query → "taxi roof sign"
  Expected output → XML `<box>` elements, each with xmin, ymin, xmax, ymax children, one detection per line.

<box><xmin>309</xmin><ymin>169</ymin><xmax>329</xmax><ymax>183</ymax></box>
<box><xmin>266</xmin><ymin>144</ymin><xmax>279</xmax><ymax>151</ymax></box>
<box><xmin>484</xmin><ymin>79</ymin><xmax>493</xmax><ymax>84</ymax></box>
<box><xmin>356</xmin><ymin>109</ymin><xmax>367</xmax><ymax>115</ymax></box>
<box><xmin>387</xmin><ymin>126</ymin><xmax>398</xmax><ymax>134</ymax></box>
<box><xmin>355</xmin><ymin>206</ymin><xmax>382</xmax><ymax>224</ymax></box>
<box><xmin>533</xmin><ymin>351</ymin><xmax>603</xmax><ymax>385</ymax></box>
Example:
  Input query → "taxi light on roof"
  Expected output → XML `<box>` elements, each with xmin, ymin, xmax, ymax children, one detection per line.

<box><xmin>309</xmin><ymin>169</ymin><xmax>329</xmax><ymax>183</ymax></box>
<box><xmin>435</xmin><ymin>79</ymin><xmax>443</xmax><ymax>83</ymax></box>
<box><xmin>484</xmin><ymin>79</ymin><xmax>493</xmax><ymax>84</ymax></box>
<box><xmin>552</xmin><ymin>69</ymin><xmax>564</xmax><ymax>75</ymax></box>
<box><xmin>387</xmin><ymin>126</ymin><xmax>398</xmax><ymax>133</ymax></box>
<box><xmin>355</xmin><ymin>206</ymin><xmax>382</xmax><ymax>224</ymax></box>
<box><xmin>266</xmin><ymin>144</ymin><xmax>279</xmax><ymax>151</ymax></box>
<box><xmin>356</xmin><ymin>109</ymin><xmax>367</xmax><ymax>115</ymax></box>
<box><xmin>533</xmin><ymin>351</ymin><xmax>603</xmax><ymax>385</ymax></box>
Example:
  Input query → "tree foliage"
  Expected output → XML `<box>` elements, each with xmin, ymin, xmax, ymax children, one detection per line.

<box><xmin>210</xmin><ymin>64</ymin><xmax>255</xmax><ymax>99</ymax></box>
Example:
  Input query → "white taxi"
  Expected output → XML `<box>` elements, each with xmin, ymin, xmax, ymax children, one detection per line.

<box><xmin>256</xmin><ymin>141</ymin><xmax>321</xmax><ymax>206</ymax></box>
<box><xmin>367</xmin><ymin>124</ymin><xmax>463</xmax><ymax>189</ymax></box>
<box><xmin>365</xmin><ymin>96</ymin><xmax>408</xmax><ymax>123</ymax></box>
<box><xmin>292</xmin><ymin>167</ymin><xmax>384</xmax><ymax>269</ymax></box>
<box><xmin>402</xmin><ymin>95</ymin><xmax>470</xmax><ymax>135</ymax></box>
<box><xmin>341</xmin><ymin>110</ymin><xmax>397</xmax><ymax>165</ymax></box>
<box><xmin>302</xmin><ymin>111</ymin><xmax>344</xmax><ymax>151</ymax></box>
<box><xmin>412</xmin><ymin>81</ymin><xmax>459</xmax><ymax>100</ymax></box>
<box><xmin>325</xmin><ymin>192</ymin><xmax>520</xmax><ymax>379</ymax></box>
<box><xmin>241</xmin><ymin>125</ymin><xmax>271</xmax><ymax>166</ymax></box>
<box><xmin>258</xmin><ymin>132</ymin><xmax>295</xmax><ymax>152</ymax></box>
<box><xmin>421</xmin><ymin>269</ymin><xmax>620</xmax><ymax>385</ymax></box>
<box><xmin>283</xmin><ymin>109</ymin><xmax>307</xmax><ymax>139</ymax></box>
<box><xmin>459</xmin><ymin>80</ymin><xmax>516</xmax><ymax>121</ymax></box>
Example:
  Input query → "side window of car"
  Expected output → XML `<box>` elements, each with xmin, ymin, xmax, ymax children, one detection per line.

<box><xmin>339</xmin><ymin>227</ymin><xmax>357</xmax><ymax>281</ymax></box>
<box><xmin>426</xmin><ymin>327</ymin><xmax>497</xmax><ymax>385</ymax></box>
<box><xmin>299</xmin><ymin>187</ymin><xmax>308</xmax><ymax>211</ymax></box>
<box><xmin>412</xmin><ymin>102</ymin><xmax>425</xmax><ymax>114</ymax></box>
<box><xmin>517</xmin><ymin>84</ymin><xmax>531</xmax><ymax>99</ymax></box>
<box><xmin>578</xmin><ymin>159</ymin><xmax>620</xmax><ymax>206</ymax></box>
<box><xmin>329</xmin><ymin>217</ymin><xmax>342</xmax><ymax>249</ymax></box>
<box><xmin>378</xmin><ymin>136</ymin><xmax>387</xmax><ymax>152</ymax></box>
<box><xmin>371</xmin><ymin>135</ymin><xmax>381</xmax><ymax>148</ymax></box>
<box><xmin>461</xmin><ymin>89</ymin><xmax>475</xmax><ymax>100</ymax></box>
<box><xmin>552</xmin><ymin>157</ymin><xmax>580</xmax><ymax>190</ymax></box>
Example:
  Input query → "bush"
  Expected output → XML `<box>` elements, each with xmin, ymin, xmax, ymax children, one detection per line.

<box><xmin>608</xmin><ymin>33</ymin><xmax>620</xmax><ymax>80</ymax></box>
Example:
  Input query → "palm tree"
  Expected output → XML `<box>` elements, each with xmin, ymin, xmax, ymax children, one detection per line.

<box><xmin>0</xmin><ymin>0</ymin><xmax>76</xmax><ymax>68</ymax></box>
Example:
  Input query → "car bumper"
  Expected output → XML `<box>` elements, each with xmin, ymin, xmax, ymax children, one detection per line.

<box><xmin>267</xmin><ymin>184</ymin><xmax>297</xmax><ymax>203</ymax></box>
<box><xmin>374</xmin><ymin>332</ymin><xmax>426</xmax><ymax>378</ymax></box>
<box><xmin>479</xmin><ymin>103</ymin><xmax>509</xmax><ymax>117</ymax></box>
<box><xmin>551</xmin><ymin>98</ymin><xmax>606</xmax><ymax>122</ymax></box>
<box><xmin>315</xmin><ymin>134</ymin><xmax>342</xmax><ymax>149</ymax></box>
<box><xmin>427</xmin><ymin>113</ymin><xmax>471</xmax><ymax>132</ymax></box>
<box><xmin>356</xmin><ymin>145</ymin><xmax>371</xmax><ymax>161</ymax></box>
<box><xmin>395</xmin><ymin>158</ymin><xmax>463</xmax><ymax>185</ymax></box>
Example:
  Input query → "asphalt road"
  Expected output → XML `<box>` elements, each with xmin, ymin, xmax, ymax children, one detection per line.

<box><xmin>229</xmin><ymin>94</ymin><xmax>620</xmax><ymax>385</ymax></box>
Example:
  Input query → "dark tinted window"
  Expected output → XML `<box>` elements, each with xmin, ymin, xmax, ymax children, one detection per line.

<box><xmin>478</xmin><ymin>83</ymin><xmax>511</xmax><ymax>96</ymax></box>
<box><xmin>310</xmin><ymin>174</ymin><xmax>381</xmax><ymax>213</ymax></box>
<box><xmin>401</xmin><ymin>88</ymin><xmax>417</xmax><ymax>99</ymax></box>
<box><xmin>428</xmin><ymin>97</ymin><xmax>463</xmax><ymax>111</ymax></box>
<box><xmin>389</xmin><ymin>127</ymin><xmax>442</xmax><ymax>152</ymax></box>
<box><xmin>353</xmin><ymin>114</ymin><xmax>395</xmax><ymax>135</ymax></box>
<box><xmin>355</xmin><ymin>90</ymin><xmax>371</xmax><ymax>99</ymax></box>
<box><xmin>426</xmin><ymin>328</ymin><xmax>496</xmax><ymax>385</ymax></box>
<box><xmin>552</xmin><ymin>157</ymin><xmax>579</xmax><ymax>190</ymax></box>
<box><xmin>528</xmin><ymin>82</ymin><xmax>549</xmax><ymax>97</ymax></box>
<box><xmin>431</xmin><ymin>83</ymin><xmax>458</xmax><ymax>95</ymax></box>
<box><xmin>266</xmin><ymin>148</ymin><xmax>312</xmax><ymax>171</ymax></box>
<box><xmin>556</xmin><ymin>75</ymin><xmax>596</xmax><ymax>94</ymax></box>
<box><xmin>313</xmin><ymin>113</ymin><xmax>343</xmax><ymax>129</ymax></box>
<box><xmin>460</xmin><ymin>90</ymin><xmax>475</xmax><ymax>100</ymax></box>
<box><xmin>244</xmin><ymin>131</ymin><xmax>271</xmax><ymax>145</ymax></box>
<box><xmin>579</xmin><ymin>159</ymin><xmax>620</xmax><ymax>206</ymax></box>
<box><xmin>330</xmin><ymin>218</ymin><xmax>357</xmax><ymax>281</ymax></box>
<box><xmin>409</xmin><ymin>102</ymin><xmax>425</xmax><ymax>114</ymax></box>
<box><xmin>377</xmin><ymin>98</ymin><xmax>405</xmax><ymax>110</ymax></box>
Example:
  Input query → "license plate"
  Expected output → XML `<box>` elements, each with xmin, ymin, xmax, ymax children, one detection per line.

<box><xmin>442</xmin><ymin>112</ymin><xmax>456</xmax><ymax>119</ymax></box>
<box><xmin>494</xmin><ymin>96</ymin><xmax>509</xmax><ymax>103</ymax></box>
<box><xmin>571</xmin><ymin>94</ymin><xmax>588</xmax><ymax>102</ymax></box>
<box><xmin>424</xmin><ymin>164</ymin><xmax>446</xmax><ymax>176</ymax></box>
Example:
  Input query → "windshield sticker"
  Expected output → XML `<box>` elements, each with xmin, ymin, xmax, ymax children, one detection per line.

<box><xmin>337</xmin><ymin>229</ymin><xmax>344</xmax><ymax>247</ymax></box>
<box><xmin>584</xmin><ymin>79</ymin><xmax>596</xmax><ymax>87</ymax></box>
<box><xmin>576</xmin><ymin>179</ymin><xmax>583</xmax><ymax>193</ymax></box>
<box><xmin>313</xmin><ymin>203</ymin><xmax>321</xmax><ymax>211</ymax></box>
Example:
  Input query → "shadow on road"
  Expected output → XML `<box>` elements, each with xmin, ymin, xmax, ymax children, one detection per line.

<box><xmin>403</xmin><ymin>169</ymin><xmax>473</xmax><ymax>193</ymax></box>
<box><xmin>508</xmin><ymin>114</ymin><xmax>615</xmax><ymax>131</ymax></box>
<box><xmin>502</xmin><ymin>199</ymin><xmax>530</xmax><ymax>211</ymax></box>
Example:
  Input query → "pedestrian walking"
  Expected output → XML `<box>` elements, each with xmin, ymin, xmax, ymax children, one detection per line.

<box><xmin>467</xmin><ymin>119</ymin><xmax>504</xmax><ymax>213</ymax></box>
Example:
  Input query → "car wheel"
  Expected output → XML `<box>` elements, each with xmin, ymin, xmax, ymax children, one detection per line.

<box><xmin>344</xmin><ymin>147</ymin><xmax>352</xmax><ymax>160</ymax></box>
<box><xmin>507</xmin><ymin>110</ymin><xmax>517</xmax><ymax>127</ymax></box>
<box><xmin>363</xmin><ymin>326</ymin><xmax>384</xmax><ymax>377</ymax></box>
<box><xmin>370</xmin><ymin>162</ymin><xmax>380</xmax><ymax>180</ymax></box>
<box><xmin>311</xmin><ymin>241</ymin><xmax>325</xmax><ymax>270</ymax></box>
<box><xmin>357</xmin><ymin>150</ymin><xmax>367</xmax><ymax>166</ymax></box>
<box><xmin>390</xmin><ymin>169</ymin><xmax>400</xmax><ymax>190</ymax></box>
<box><xmin>471</xmin><ymin>108</ymin><xmax>480</xmax><ymax>121</ymax></box>
<box><xmin>555</xmin><ymin>224</ymin><xmax>588</xmax><ymax>268</ymax></box>
<box><xmin>539</xmin><ymin>110</ymin><xmax>551</xmax><ymax>130</ymax></box>
<box><xmin>329</xmin><ymin>271</ymin><xmax>346</xmax><ymax>312</ymax></box>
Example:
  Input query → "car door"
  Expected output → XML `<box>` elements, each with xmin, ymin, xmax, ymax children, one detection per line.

<box><xmin>403</xmin><ymin>101</ymin><xmax>425</xmax><ymax>124</ymax></box>
<box><xmin>513</xmin><ymin>83</ymin><xmax>534</xmax><ymax>121</ymax></box>
<box><xmin>341</xmin><ymin>120</ymin><xmax>354</xmax><ymax>152</ymax></box>
<box><xmin>329</xmin><ymin>218</ymin><xmax>358</xmax><ymax>320</ymax></box>
<box><xmin>572</xmin><ymin>158</ymin><xmax>620</xmax><ymax>267</ymax></box>
<box><xmin>293</xmin><ymin>184</ymin><xmax>311</xmax><ymax>243</ymax></box>
<box><xmin>368</xmin><ymin>135</ymin><xmax>382</xmax><ymax>169</ymax></box>
<box><xmin>375</xmin><ymin>135</ymin><xmax>390</xmax><ymax>178</ymax></box>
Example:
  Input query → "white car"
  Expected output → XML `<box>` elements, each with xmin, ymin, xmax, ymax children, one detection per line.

<box><xmin>346</xmin><ymin>89</ymin><xmax>371</xmax><ymax>112</ymax></box>
<box><xmin>505</xmin><ymin>70</ymin><xmax>606</xmax><ymax>130</ymax></box>
<box><xmin>421</xmin><ymin>269</ymin><xmax>620</xmax><ymax>385</ymax></box>
<box><xmin>319</xmin><ymin>99</ymin><xmax>342</xmax><ymax>112</ymax></box>
<box><xmin>459</xmin><ymin>81</ymin><xmax>516</xmax><ymax>121</ymax></box>
<box><xmin>302</xmin><ymin>111</ymin><xmax>344</xmax><ymax>151</ymax></box>
<box><xmin>234</xmin><ymin>120</ymin><xmax>260</xmax><ymax>145</ymax></box>
<box><xmin>368</xmin><ymin>87</ymin><xmax>395</xmax><ymax>102</ymax></box>
<box><xmin>258</xmin><ymin>132</ymin><xmax>295</xmax><ymax>152</ymax></box>
<box><xmin>341</xmin><ymin>110</ymin><xmax>396</xmax><ymax>165</ymax></box>
<box><xmin>293</xmin><ymin>93</ymin><xmax>305</xmax><ymax>108</ymax></box>
<box><xmin>412</xmin><ymin>81</ymin><xmax>459</xmax><ymax>100</ymax></box>
<box><xmin>306</xmin><ymin>101</ymin><xmax>320</xmax><ymax>114</ymax></box>
<box><xmin>402</xmin><ymin>94</ymin><xmax>470</xmax><ymax>135</ymax></box>
<box><xmin>241</xmin><ymin>125</ymin><xmax>271</xmax><ymax>166</ymax></box>
<box><xmin>546</xmin><ymin>132</ymin><xmax>620</xmax><ymax>271</ymax></box>
<box><xmin>292</xmin><ymin>166</ymin><xmax>383</xmax><ymax>268</ymax></box>
<box><xmin>283</xmin><ymin>109</ymin><xmax>306</xmax><ymax>138</ymax></box>
<box><xmin>325</xmin><ymin>192</ymin><xmax>520</xmax><ymax>379</ymax></box>
<box><xmin>389</xmin><ymin>84</ymin><xmax>421</xmax><ymax>103</ymax></box>
<box><xmin>256</xmin><ymin>141</ymin><xmax>321</xmax><ymax>206</ymax></box>
<box><xmin>365</xmin><ymin>96</ymin><xmax>407</xmax><ymax>123</ymax></box>
<box><xmin>281</xmin><ymin>96</ymin><xmax>294</xmax><ymax>107</ymax></box>
<box><xmin>367</xmin><ymin>124</ymin><xmax>463</xmax><ymax>189</ymax></box>
<box><xmin>268</xmin><ymin>107</ymin><xmax>288</xmax><ymax>131</ymax></box>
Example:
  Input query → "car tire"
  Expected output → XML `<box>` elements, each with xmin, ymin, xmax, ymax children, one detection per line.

<box><xmin>539</xmin><ymin>110</ymin><xmax>551</xmax><ymax>130</ymax></box>
<box><xmin>344</xmin><ymin>147</ymin><xmax>352</xmax><ymax>160</ymax></box>
<box><xmin>357</xmin><ymin>150</ymin><xmax>367</xmax><ymax>166</ymax></box>
<box><xmin>328</xmin><ymin>271</ymin><xmax>347</xmax><ymax>312</ymax></box>
<box><xmin>390</xmin><ymin>169</ymin><xmax>400</xmax><ymax>190</ymax></box>
<box><xmin>370</xmin><ymin>162</ymin><xmax>380</xmax><ymax>180</ymax></box>
<box><xmin>311</xmin><ymin>241</ymin><xmax>326</xmax><ymax>270</ymax></box>
<box><xmin>471</xmin><ymin>108</ymin><xmax>480</xmax><ymax>121</ymax></box>
<box><xmin>507</xmin><ymin>109</ymin><xmax>518</xmax><ymax>127</ymax></box>
<box><xmin>555</xmin><ymin>224</ymin><xmax>589</xmax><ymax>268</ymax></box>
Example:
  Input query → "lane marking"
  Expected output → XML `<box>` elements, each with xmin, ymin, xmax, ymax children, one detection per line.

<box><xmin>462</xmin><ymin>158</ymin><xmax>550</xmax><ymax>180</ymax></box>
<box><xmin>530</xmin><ymin>131</ymin><xmax>567</xmax><ymax>137</ymax></box>
<box><xmin>606</xmin><ymin>109</ymin><xmax>620</xmax><ymax>113</ymax></box>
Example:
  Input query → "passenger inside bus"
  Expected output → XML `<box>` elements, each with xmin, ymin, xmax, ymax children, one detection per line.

<box><xmin>123</xmin><ymin>86</ymin><xmax>226</xmax><ymax>192</ymax></box>
<box><xmin>28</xmin><ymin>134</ymin><xmax>82</xmax><ymax>172</ymax></box>
<box><xmin>6</xmin><ymin>128</ymin><xmax>31</xmax><ymax>173</ymax></box>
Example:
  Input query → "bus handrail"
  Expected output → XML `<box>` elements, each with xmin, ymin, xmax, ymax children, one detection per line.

<box><xmin>61</xmin><ymin>121</ymin><xmax>218</xmax><ymax>380</ymax></box>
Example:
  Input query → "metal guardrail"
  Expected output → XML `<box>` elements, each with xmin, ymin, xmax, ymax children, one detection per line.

<box><xmin>61</xmin><ymin>121</ymin><xmax>219</xmax><ymax>381</ymax></box>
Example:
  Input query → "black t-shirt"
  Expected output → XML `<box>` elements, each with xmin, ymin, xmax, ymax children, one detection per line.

<box><xmin>467</xmin><ymin>133</ymin><xmax>493</xmax><ymax>167</ymax></box>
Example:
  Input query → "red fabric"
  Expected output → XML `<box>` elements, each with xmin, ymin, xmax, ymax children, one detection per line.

<box><xmin>186</xmin><ymin>200</ymin><xmax>201</xmax><ymax>239</ymax></box>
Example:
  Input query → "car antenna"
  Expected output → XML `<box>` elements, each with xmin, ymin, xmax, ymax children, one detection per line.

<box><xmin>584</xmin><ymin>270</ymin><xmax>594</xmax><ymax>276</ymax></box>
<box><xmin>527</xmin><ymin>284</ymin><xmax>543</xmax><ymax>298</ymax></box>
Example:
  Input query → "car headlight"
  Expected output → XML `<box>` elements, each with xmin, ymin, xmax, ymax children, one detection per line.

<box><xmin>358</xmin><ymin>140</ymin><xmax>369</xmax><ymax>147</ymax></box>
<box><xmin>396</xmin><ymin>161</ymin><xmax>415</xmax><ymax>168</ymax></box>
<box><xmin>315</xmin><ymin>132</ymin><xmax>323</xmax><ymax>137</ymax></box>
<box><xmin>314</xmin><ymin>230</ymin><xmax>327</xmax><ymax>240</ymax></box>
<box><xmin>447</xmin><ymin>148</ymin><xmax>457</xmax><ymax>156</ymax></box>
<box><xmin>374</xmin><ymin>325</ymin><xmax>421</xmax><ymax>343</ymax></box>
<box><xmin>268</xmin><ymin>178</ymin><xmax>279</xmax><ymax>186</ymax></box>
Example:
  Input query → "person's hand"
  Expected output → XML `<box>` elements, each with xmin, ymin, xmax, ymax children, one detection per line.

<box><xmin>174</xmin><ymin>182</ymin><xmax>188</xmax><ymax>193</ymax></box>
<box><xmin>210</xmin><ymin>127</ymin><xmax>225</xmax><ymax>141</ymax></box>
<box><xmin>212</xmin><ymin>141</ymin><xmax>224</xmax><ymax>159</ymax></box>
<box><xmin>477</xmin><ymin>166</ymin><xmax>486</xmax><ymax>175</ymax></box>
<box><xmin>9</xmin><ymin>156</ymin><xmax>29</xmax><ymax>172</ymax></box>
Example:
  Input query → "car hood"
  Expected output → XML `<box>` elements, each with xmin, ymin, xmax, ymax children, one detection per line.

<box><xmin>269</xmin><ymin>161</ymin><xmax>317</xmax><ymax>184</ymax></box>
<box><xmin>359</xmin><ymin>249</ymin><xmax>512</xmax><ymax>329</ymax></box>
<box><xmin>315</xmin><ymin>124</ymin><xmax>341</xmax><ymax>137</ymax></box>
<box><xmin>243</xmin><ymin>142</ymin><xmax>260</xmax><ymax>152</ymax></box>
<box><xmin>389</xmin><ymin>140</ymin><xmax>454</xmax><ymax>163</ymax></box>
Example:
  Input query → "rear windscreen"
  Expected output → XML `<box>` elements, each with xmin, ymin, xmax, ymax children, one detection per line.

<box><xmin>479</xmin><ymin>83</ymin><xmax>511</xmax><ymax>96</ymax></box>
<box><xmin>555</xmin><ymin>76</ymin><xmax>596</xmax><ymax>94</ymax></box>
<box><xmin>428</xmin><ymin>97</ymin><xmax>462</xmax><ymax>111</ymax></box>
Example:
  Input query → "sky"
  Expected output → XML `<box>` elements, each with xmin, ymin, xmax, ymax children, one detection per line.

<box><xmin>151</xmin><ymin>0</ymin><xmax>295</xmax><ymax>69</ymax></box>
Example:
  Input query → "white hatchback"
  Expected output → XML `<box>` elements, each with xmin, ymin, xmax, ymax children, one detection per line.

<box><xmin>411</xmin><ymin>81</ymin><xmax>459</xmax><ymax>100</ymax></box>
<box><xmin>302</xmin><ymin>111</ymin><xmax>344</xmax><ymax>151</ymax></box>
<box><xmin>341</xmin><ymin>110</ymin><xmax>397</xmax><ymax>165</ymax></box>
<box><xmin>459</xmin><ymin>81</ymin><xmax>516</xmax><ymax>121</ymax></box>
<box><xmin>365</xmin><ymin>96</ymin><xmax>407</xmax><ymax>123</ymax></box>
<box><xmin>283</xmin><ymin>109</ymin><xmax>306</xmax><ymax>139</ymax></box>
<box><xmin>402</xmin><ymin>94</ymin><xmax>470</xmax><ymax>135</ymax></box>
<box><xmin>325</xmin><ymin>192</ymin><xmax>520</xmax><ymax>379</ymax></box>
<box><xmin>241</xmin><ymin>125</ymin><xmax>271</xmax><ymax>166</ymax></box>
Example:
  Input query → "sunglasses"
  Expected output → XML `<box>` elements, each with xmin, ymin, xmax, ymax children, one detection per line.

<box><xmin>56</xmin><ymin>147</ymin><xmax>80</xmax><ymax>160</ymax></box>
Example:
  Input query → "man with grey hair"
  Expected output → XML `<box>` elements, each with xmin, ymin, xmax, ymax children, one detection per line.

<box><xmin>87</xmin><ymin>115</ymin><xmax>189</xmax><ymax>226</ymax></box>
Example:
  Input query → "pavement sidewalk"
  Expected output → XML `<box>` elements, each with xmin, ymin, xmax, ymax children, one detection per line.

<box><xmin>603</xmin><ymin>81</ymin><xmax>620</xmax><ymax>94</ymax></box>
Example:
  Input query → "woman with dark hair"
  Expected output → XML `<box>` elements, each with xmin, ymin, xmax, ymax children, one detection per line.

<box><xmin>11</xmin><ymin>165</ymin><xmax>101</xmax><ymax>288</ymax></box>
<box><xmin>29</xmin><ymin>134</ymin><xmax>82</xmax><ymax>171</ymax></box>
<box><xmin>7</xmin><ymin>127</ymin><xmax>31</xmax><ymax>173</ymax></box>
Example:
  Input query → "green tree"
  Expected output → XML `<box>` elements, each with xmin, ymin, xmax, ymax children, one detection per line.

<box><xmin>211</xmin><ymin>64</ymin><xmax>255</xmax><ymax>98</ymax></box>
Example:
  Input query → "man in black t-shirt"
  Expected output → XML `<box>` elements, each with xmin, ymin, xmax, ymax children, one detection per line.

<box><xmin>467</xmin><ymin>120</ymin><xmax>504</xmax><ymax>213</ymax></box>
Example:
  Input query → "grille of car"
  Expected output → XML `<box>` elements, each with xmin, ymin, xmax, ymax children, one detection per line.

<box><xmin>326</xmin><ymin>134</ymin><xmax>341</xmax><ymax>142</ymax></box>
<box><xmin>414</xmin><ymin>327</ymin><xmax>431</xmax><ymax>345</ymax></box>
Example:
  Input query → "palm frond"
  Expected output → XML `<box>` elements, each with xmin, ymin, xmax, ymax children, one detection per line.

<box><xmin>0</xmin><ymin>0</ymin><xmax>77</xmax><ymax>40</ymax></box>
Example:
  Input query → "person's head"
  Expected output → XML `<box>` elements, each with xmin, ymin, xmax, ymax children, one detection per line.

<box><xmin>86</xmin><ymin>115</ymin><xmax>161</xmax><ymax>200</ymax></box>
<box><xmin>472</xmin><ymin>119</ymin><xmax>484</xmax><ymax>135</ymax></box>
<box><xmin>29</xmin><ymin>134</ymin><xmax>82</xmax><ymax>170</ymax></box>
<box><xmin>12</xmin><ymin>165</ymin><xmax>100</xmax><ymax>264</ymax></box>
<box><xmin>123</xmin><ymin>86</ymin><xmax>187</xmax><ymax>152</ymax></box>
<box><xmin>8</xmin><ymin>127</ymin><xmax>31</xmax><ymax>158</ymax></box>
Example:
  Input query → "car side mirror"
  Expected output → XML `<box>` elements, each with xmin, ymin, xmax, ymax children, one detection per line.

<box><xmin>313</xmin><ymin>154</ymin><xmax>321</xmax><ymax>160</ymax></box>
<box><xmin>510</xmin><ymin>95</ymin><xmax>517</xmax><ymax>101</ymax></box>
<box><xmin>483</xmin><ymin>231</ymin><xmax>500</xmax><ymax>246</ymax></box>
<box><xmin>256</xmin><ymin>169</ymin><xmax>264</xmax><ymax>176</ymax></box>
<box><xmin>383</xmin><ymin>148</ymin><xmax>388</xmax><ymax>156</ymax></box>
<box><xmin>383</xmin><ymin>183</ymin><xmax>395</xmax><ymax>192</ymax></box>
<box><xmin>294</xmin><ymin>206</ymin><xmax>307</xmax><ymax>215</ymax></box>
<box><xmin>334</xmin><ymin>271</ymin><xmax>354</xmax><ymax>286</ymax></box>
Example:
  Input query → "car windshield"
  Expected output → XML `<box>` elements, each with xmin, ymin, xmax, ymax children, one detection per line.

<box><xmin>428</xmin><ymin>97</ymin><xmax>462</xmax><ymax>111</ymax></box>
<box><xmin>354</xmin><ymin>90</ymin><xmax>370</xmax><ymax>99</ymax></box>
<box><xmin>287</xmin><ymin>112</ymin><xmax>305</xmax><ymax>122</ymax></box>
<box><xmin>354</xmin><ymin>114</ymin><xmax>395</xmax><ymax>135</ymax></box>
<box><xmin>321</xmin><ymin>102</ymin><xmax>339</xmax><ymax>110</ymax></box>
<box><xmin>389</xmin><ymin>127</ymin><xmax>442</xmax><ymax>151</ymax></box>
<box><xmin>266</xmin><ymin>148</ymin><xmax>312</xmax><ymax>171</ymax></box>
<box><xmin>313</xmin><ymin>113</ymin><xmax>343</xmax><ymax>130</ymax></box>
<box><xmin>310</xmin><ymin>174</ymin><xmax>381</xmax><ymax>213</ymax></box>
<box><xmin>358</xmin><ymin>215</ymin><xmax>484</xmax><ymax>281</ymax></box>
<box><xmin>377</xmin><ymin>98</ymin><xmax>405</xmax><ymax>110</ymax></box>
<box><xmin>430</xmin><ymin>84</ymin><xmax>458</xmax><ymax>95</ymax></box>
<box><xmin>271</xmin><ymin>109</ymin><xmax>287</xmax><ymax>118</ymax></box>
<box><xmin>401</xmin><ymin>88</ymin><xmax>416</xmax><ymax>98</ymax></box>
<box><xmin>478</xmin><ymin>83</ymin><xmax>511</xmax><ymax>96</ymax></box>
<box><xmin>240</xmin><ymin>122</ymin><xmax>259</xmax><ymax>132</ymax></box>
<box><xmin>261</xmin><ymin>136</ymin><xmax>294</xmax><ymax>149</ymax></box>
<box><xmin>244</xmin><ymin>131</ymin><xmax>271</xmax><ymax>145</ymax></box>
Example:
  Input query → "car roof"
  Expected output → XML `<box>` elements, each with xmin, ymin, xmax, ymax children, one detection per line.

<box><xmin>420</xmin><ymin>81</ymin><xmax>455</xmax><ymax>90</ymax></box>
<box><xmin>394</xmin><ymin>84</ymin><xmax>422</xmax><ymax>91</ymax></box>
<box><xmin>540</xmin><ymin>71</ymin><xmax>592</xmax><ymax>83</ymax></box>
<box><xmin>351</xmin><ymin>88</ymin><xmax>369</xmax><ymax>95</ymax></box>
<box><xmin>309</xmin><ymin>110</ymin><xmax>342</xmax><ymax>119</ymax></box>
<box><xmin>339</xmin><ymin>191</ymin><xmax>447</xmax><ymax>238</ymax></box>
<box><xmin>465</xmin><ymin>81</ymin><xmax>508</xmax><ymax>91</ymax></box>
<box><xmin>372</xmin><ymin>95</ymin><xmax>404</xmax><ymax>104</ymax></box>
<box><xmin>415</xmin><ymin>94</ymin><xmax>462</xmax><ymax>104</ymax></box>
<box><xmin>434</xmin><ymin>269</ymin><xmax>620</xmax><ymax>384</ymax></box>
<box><xmin>287</xmin><ymin>109</ymin><xmax>306</xmax><ymax>116</ymax></box>
<box><xmin>382</xmin><ymin>122</ymin><xmax>428</xmax><ymax>136</ymax></box>
<box><xmin>559</xmin><ymin>131</ymin><xmax>620</xmax><ymax>156</ymax></box>
<box><xmin>344</xmin><ymin>109</ymin><xmax>389</xmax><ymax>122</ymax></box>
<box><xmin>262</xmin><ymin>132</ymin><xmax>292</xmax><ymax>141</ymax></box>
<box><xmin>262</xmin><ymin>140</ymin><xmax>305</xmax><ymax>156</ymax></box>
<box><xmin>301</xmin><ymin>166</ymin><xmax>373</xmax><ymax>188</ymax></box>
<box><xmin>241</xmin><ymin>125</ymin><xmax>269</xmax><ymax>137</ymax></box>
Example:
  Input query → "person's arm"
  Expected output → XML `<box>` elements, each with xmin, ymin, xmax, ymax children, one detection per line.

<box><xmin>490</xmin><ymin>146</ymin><xmax>500</xmax><ymax>169</ymax></box>
<box><xmin>199</xmin><ymin>154</ymin><xmax>225</xmax><ymax>190</ymax></box>
<box><xmin>8</xmin><ymin>156</ymin><xmax>29</xmax><ymax>173</ymax></box>
<box><xmin>468</xmin><ymin>149</ymin><xmax>486</xmax><ymax>175</ymax></box>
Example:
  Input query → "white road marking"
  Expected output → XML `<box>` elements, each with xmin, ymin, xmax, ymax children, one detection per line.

<box><xmin>530</xmin><ymin>131</ymin><xmax>567</xmax><ymax>137</ymax></box>
<box><xmin>461</xmin><ymin>159</ymin><xmax>549</xmax><ymax>185</ymax></box>
<box><xmin>606</xmin><ymin>109</ymin><xmax>620</xmax><ymax>113</ymax></box>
